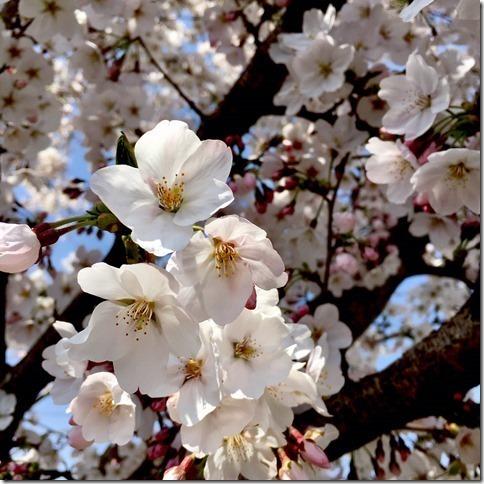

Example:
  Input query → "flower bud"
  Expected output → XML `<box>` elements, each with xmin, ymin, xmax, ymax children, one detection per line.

<box><xmin>300</xmin><ymin>440</ymin><xmax>330</xmax><ymax>469</ymax></box>
<box><xmin>0</xmin><ymin>222</ymin><xmax>41</xmax><ymax>273</ymax></box>
<box><xmin>163</xmin><ymin>455</ymin><xmax>195</xmax><ymax>480</ymax></box>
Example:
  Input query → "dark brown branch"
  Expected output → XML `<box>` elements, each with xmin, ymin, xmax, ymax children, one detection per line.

<box><xmin>197</xmin><ymin>0</ymin><xmax>346</xmax><ymax>140</ymax></box>
<box><xmin>0</xmin><ymin>273</ymin><xmax>8</xmax><ymax>380</ymax></box>
<box><xmin>298</xmin><ymin>288</ymin><xmax>480</xmax><ymax>460</ymax></box>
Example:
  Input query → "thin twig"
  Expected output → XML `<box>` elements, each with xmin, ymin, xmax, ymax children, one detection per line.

<box><xmin>136</xmin><ymin>37</ymin><xmax>206</xmax><ymax>120</ymax></box>
<box><xmin>322</xmin><ymin>153</ymin><xmax>350</xmax><ymax>292</ymax></box>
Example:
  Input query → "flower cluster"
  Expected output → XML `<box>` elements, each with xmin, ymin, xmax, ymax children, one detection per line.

<box><xmin>0</xmin><ymin>0</ymin><xmax>480</xmax><ymax>480</ymax></box>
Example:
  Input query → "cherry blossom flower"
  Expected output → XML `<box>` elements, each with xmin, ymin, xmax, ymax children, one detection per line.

<box><xmin>168</xmin><ymin>215</ymin><xmax>287</xmax><ymax>324</ymax></box>
<box><xmin>292</xmin><ymin>35</ymin><xmax>354</xmax><ymax>97</ymax></box>
<box><xmin>42</xmin><ymin>321</ymin><xmax>87</xmax><ymax>404</ymax></box>
<box><xmin>456</xmin><ymin>427</ymin><xmax>480</xmax><ymax>465</ymax></box>
<box><xmin>216</xmin><ymin>308</ymin><xmax>292</xmax><ymax>399</ymax></box>
<box><xmin>67</xmin><ymin>372</ymin><xmax>136</xmax><ymax>445</ymax></box>
<box><xmin>411</xmin><ymin>148</ymin><xmax>480</xmax><ymax>215</ymax></box>
<box><xmin>90</xmin><ymin>120</ymin><xmax>233</xmax><ymax>256</ymax></box>
<box><xmin>365</xmin><ymin>137</ymin><xmax>419</xmax><ymax>204</ymax></box>
<box><xmin>0</xmin><ymin>222</ymin><xmax>40</xmax><ymax>274</ymax></box>
<box><xmin>203</xmin><ymin>426</ymin><xmax>278</xmax><ymax>480</ymax></box>
<box><xmin>147</xmin><ymin>321</ymin><xmax>221</xmax><ymax>426</ymax></box>
<box><xmin>409</xmin><ymin>213</ymin><xmax>460</xmax><ymax>256</ymax></box>
<box><xmin>379</xmin><ymin>53</ymin><xmax>450</xmax><ymax>139</ymax></box>
<box><xmin>299</xmin><ymin>303</ymin><xmax>352</xmax><ymax>355</ymax></box>
<box><xmin>68</xmin><ymin>262</ymin><xmax>196</xmax><ymax>395</ymax></box>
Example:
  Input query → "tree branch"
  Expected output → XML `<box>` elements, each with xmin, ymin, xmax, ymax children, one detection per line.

<box><xmin>297</xmin><ymin>288</ymin><xmax>480</xmax><ymax>460</ymax></box>
<box><xmin>0</xmin><ymin>273</ymin><xmax>7</xmax><ymax>381</ymax></box>
<box><xmin>197</xmin><ymin>0</ymin><xmax>346</xmax><ymax>140</ymax></box>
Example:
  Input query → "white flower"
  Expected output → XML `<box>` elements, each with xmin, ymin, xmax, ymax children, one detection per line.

<box><xmin>299</xmin><ymin>303</ymin><xmax>352</xmax><ymax>355</ymax></box>
<box><xmin>67</xmin><ymin>372</ymin><xmax>136</xmax><ymax>445</ymax></box>
<box><xmin>257</xmin><ymin>364</ymin><xmax>330</xmax><ymax>429</ymax></box>
<box><xmin>216</xmin><ymin>309</ymin><xmax>292</xmax><ymax>399</ymax></box>
<box><xmin>42</xmin><ymin>321</ymin><xmax>87</xmax><ymax>404</ymax></box>
<box><xmin>292</xmin><ymin>36</ymin><xmax>354</xmax><ymax>97</ymax></box>
<box><xmin>168</xmin><ymin>215</ymin><xmax>287</xmax><ymax>324</ymax></box>
<box><xmin>0</xmin><ymin>389</ymin><xmax>16</xmax><ymax>430</ymax></box>
<box><xmin>203</xmin><ymin>426</ymin><xmax>278</xmax><ymax>480</ymax></box>
<box><xmin>456</xmin><ymin>427</ymin><xmax>480</xmax><ymax>465</ymax></box>
<box><xmin>315</xmin><ymin>115</ymin><xmax>366</xmax><ymax>155</ymax></box>
<box><xmin>279</xmin><ymin>6</ymin><xmax>336</xmax><ymax>52</ymax></box>
<box><xmin>19</xmin><ymin>0</ymin><xmax>80</xmax><ymax>43</ymax></box>
<box><xmin>409</xmin><ymin>213</ymin><xmax>460</xmax><ymax>256</ymax></box>
<box><xmin>147</xmin><ymin>321</ymin><xmax>221</xmax><ymax>426</ymax></box>
<box><xmin>365</xmin><ymin>137</ymin><xmax>419</xmax><ymax>204</ymax></box>
<box><xmin>411</xmin><ymin>148</ymin><xmax>480</xmax><ymax>215</ymax></box>
<box><xmin>90</xmin><ymin>120</ymin><xmax>233</xmax><ymax>256</ymax></box>
<box><xmin>68</xmin><ymin>262</ymin><xmax>196</xmax><ymax>395</ymax></box>
<box><xmin>0</xmin><ymin>222</ymin><xmax>40</xmax><ymax>273</ymax></box>
<box><xmin>307</xmin><ymin>338</ymin><xmax>345</xmax><ymax>397</ymax></box>
<box><xmin>399</xmin><ymin>0</ymin><xmax>435</xmax><ymax>22</ymax></box>
<box><xmin>379</xmin><ymin>53</ymin><xmax>450</xmax><ymax>139</ymax></box>
<box><xmin>178</xmin><ymin>397</ymin><xmax>257</xmax><ymax>455</ymax></box>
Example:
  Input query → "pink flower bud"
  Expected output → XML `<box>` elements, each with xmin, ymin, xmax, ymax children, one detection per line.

<box><xmin>363</xmin><ymin>247</ymin><xmax>379</xmax><ymax>262</ymax></box>
<box><xmin>163</xmin><ymin>455</ymin><xmax>195</xmax><ymax>480</ymax></box>
<box><xmin>147</xmin><ymin>443</ymin><xmax>169</xmax><ymax>461</ymax></box>
<box><xmin>150</xmin><ymin>398</ymin><xmax>167</xmax><ymax>412</ymax></box>
<box><xmin>245</xmin><ymin>287</ymin><xmax>257</xmax><ymax>310</ymax></box>
<box><xmin>68</xmin><ymin>426</ymin><xmax>92</xmax><ymax>450</ymax></box>
<box><xmin>0</xmin><ymin>222</ymin><xmax>41</xmax><ymax>273</ymax></box>
<box><xmin>300</xmin><ymin>440</ymin><xmax>331</xmax><ymax>469</ymax></box>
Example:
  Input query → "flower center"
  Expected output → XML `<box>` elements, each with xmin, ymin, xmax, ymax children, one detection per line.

<box><xmin>233</xmin><ymin>337</ymin><xmax>259</xmax><ymax>360</ymax></box>
<box><xmin>415</xmin><ymin>95</ymin><xmax>432</xmax><ymax>109</ymax></box>
<box><xmin>184</xmin><ymin>358</ymin><xmax>203</xmax><ymax>381</ymax></box>
<box><xmin>213</xmin><ymin>238</ymin><xmax>239</xmax><ymax>277</ymax></box>
<box><xmin>155</xmin><ymin>173</ymin><xmax>185</xmax><ymax>212</ymax></box>
<box><xmin>43</xmin><ymin>0</ymin><xmax>62</xmax><ymax>16</ymax></box>
<box><xmin>447</xmin><ymin>162</ymin><xmax>469</xmax><ymax>180</ymax></box>
<box><xmin>319</xmin><ymin>63</ymin><xmax>333</xmax><ymax>78</ymax></box>
<box><xmin>225</xmin><ymin>433</ymin><xmax>253</xmax><ymax>463</ymax></box>
<box><xmin>94</xmin><ymin>391</ymin><xmax>116</xmax><ymax>417</ymax></box>
<box><xmin>115</xmin><ymin>299</ymin><xmax>155</xmax><ymax>340</ymax></box>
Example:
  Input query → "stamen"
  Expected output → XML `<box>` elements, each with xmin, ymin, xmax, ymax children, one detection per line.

<box><xmin>225</xmin><ymin>433</ymin><xmax>254</xmax><ymax>463</ymax></box>
<box><xmin>233</xmin><ymin>337</ymin><xmax>259</xmax><ymax>360</ymax></box>
<box><xmin>319</xmin><ymin>63</ymin><xmax>333</xmax><ymax>78</ymax></box>
<box><xmin>184</xmin><ymin>358</ymin><xmax>203</xmax><ymax>382</ymax></box>
<box><xmin>447</xmin><ymin>162</ymin><xmax>469</xmax><ymax>180</ymax></box>
<box><xmin>115</xmin><ymin>299</ymin><xmax>155</xmax><ymax>338</ymax></box>
<box><xmin>415</xmin><ymin>95</ymin><xmax>431</xmax><ymax>109</ymax></box>
<box><xmin>213</xmin><ymin>238</ymin><xmax>239</xmax><ymax>277</ymax></box>
<box><xmin>94</xmin><ymin>391</ymin><xmax>116</xmax><ymax>416</ymax></box>
<box><xmin>155</xmin><ymin>173</ymin><xmax>185</xmax><ymax>212</ymax></box>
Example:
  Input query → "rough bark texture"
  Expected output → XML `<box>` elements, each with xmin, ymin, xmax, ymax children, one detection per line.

<box><xmin>323</xmin><ymin>288</ymin><xmax>480</xmax><ymax>460</ymax></box>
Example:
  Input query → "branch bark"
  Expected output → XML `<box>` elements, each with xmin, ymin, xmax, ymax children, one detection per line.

<box><xmin>197</xmin><ymin>0</ymin><xmax>346</xmax><ymax>140</ymax></box>
<box><xmin>299</xmin><ymin>288</ymin><xmax>480</xmax><ymax>460</ymax></box>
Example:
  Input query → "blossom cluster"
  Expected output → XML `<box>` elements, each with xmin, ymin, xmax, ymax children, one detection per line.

<box><xmin>0</xmin><ymin>0</ymin><xmax>480</xmax><ymax>480</ymax></box>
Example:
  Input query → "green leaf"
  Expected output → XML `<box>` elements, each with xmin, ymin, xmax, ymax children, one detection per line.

<box><xmin>116</xmin><ymin>132</ymin><xmax>137</xmax><ymax>167</ymax></box>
